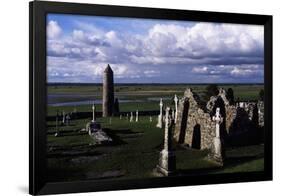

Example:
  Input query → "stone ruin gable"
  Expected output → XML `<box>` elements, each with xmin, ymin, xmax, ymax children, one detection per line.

<box><xmin>206</xmin><ymin>88</ymin><xmax>237</xmax><ymax>134</ymax></box>
<box><xmin>258</xmin><ymin>101</ymin><xmax>264</xmax><ymax>127</ymax></box>
<box><xmin>174</xmin><ymin>88</ymin><xmax>216</xmax><ymax>150</ymax></box>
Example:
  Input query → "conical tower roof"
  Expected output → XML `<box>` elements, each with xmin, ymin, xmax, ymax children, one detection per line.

<box><xmin>104</xmin><ymin>64</ymin><xmax>113</xmax><ymax>73</ymax></box>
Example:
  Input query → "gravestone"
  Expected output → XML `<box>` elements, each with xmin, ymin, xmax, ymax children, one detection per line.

<box><xmin>150</xmin><ymin>116</ymin><xmax>152</xmax><ymax>122</ymax></box>
<box><xmin>210</xmin><ymin>107</ymin><xmax>225</xmax><ymax>165</ymax></box>
<box><xmin>65</xmin><ymin>114</ymin><xmax>70</xmax><ymax>126</ymax></box>
<box><xmin>156</xmin><ymin>99</ymin><xmax>164</xmax><ymax>128</ymax></box>
<box><xmin>55</xmin><ymin>112</ymin><xmax>60</xmax><ymax>137</ymax></box>
<box><xmin>62</xmin><ymin>110</ymin><xmax>65</xmax><ymax>125</ymax></box>
<box><xmin>92</xmin><ymin>102</ymin><xmax>96</xmax><ymax>122</ymax></box>
<box><xmin>136</xmin><ymin>110</ymin><xmax>139</xmax><ymax>122</ymax></box>
<box><xmin>130</xmin><ymin>112</ymin><xmax>134</xmax><ymax>122</ymax></box>
<box><xmin>156</xmin><ymin>107</ymin><xmax>176</xmax><ymax>176</ymax></box>
<box><xmin>174</xmin><ymin>94</ymin><xmax>178</xmax><ymax>122</ymax></box>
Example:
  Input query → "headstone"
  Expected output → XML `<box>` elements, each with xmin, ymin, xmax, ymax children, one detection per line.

<box><xmin>174</xmin><ymin>94</ymin><xmax>178</xmax><ymax>122</ymax></box>
<box><xmin>126</xmin><ymin>113</ymin><xmax>129</xmax><ymax>121</ymax></box>
<box><xmin>120</xmin><ymin>114</ymin><xmax>122</xmax><ymax>120</ymax></box>
<box><xmin>130</xmin><ymin>112</ymin><xmax>134</xmax><ymax>122</ymax></box>
<box><xmin>156</xmin><ymin>107</ymin><xmax>176</xmax><ymax>176</ymax></box>
<box><xmin>239</xmin><ymin>102</ymin><xmax>244</xmax><ymax>108</ymax></box>
<box><xmin>150</xmin><ymin>116</ymin><xmax>152</xmax><ymax>122</ymax></box>
<box><xmin>103</xmin><ymin>64</ymin><xmax>114</xmax><ymax>117</ymax></box>
<box><xmin>210</xmin><ymin>107</ymin><xmax>225</xmax><ymax>165</ymax></box>
<box><xmin>55</xmin><ymin>112</ymin><xmax>59</xmax><ymax>137</ymax></box>
<box><xmin>62</xmin><ymin>110</ymin><xmax>65</xmax><ymax>125</ymax></box>
<box><xmin>156</xmin><ymin>98</ymin><xmax>163</xmax><ymax>128</ymax></box>
<box><xmin>92</xmin><ymin>102</ymin><xmax>96</xmax><ymax>122</ymax></box>
<box><xmin>136</xmin><ymin>110</ymin><xmax>139</xmax><ymax>122</ymax></box>
<box><xmin>66</xmin><ymin>114</ymin><xmax>71</xmax><ymax>125</ymax></box>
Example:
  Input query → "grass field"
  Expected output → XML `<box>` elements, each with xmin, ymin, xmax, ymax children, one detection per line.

<box><xmin>47</xmin><ymin>84</ymin><xmax>264</xmax><ymax>182</ymax></box>
<box><xmin>47</xmin><ymin>84</ymin><xmax>263</xmax><ymax>116</ymax></box>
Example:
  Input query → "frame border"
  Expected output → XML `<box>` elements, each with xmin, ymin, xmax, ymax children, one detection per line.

<box><xmin>29</xmin><ymin>1</ymin><xmax>273</xmax><ymax>195</ymax></box>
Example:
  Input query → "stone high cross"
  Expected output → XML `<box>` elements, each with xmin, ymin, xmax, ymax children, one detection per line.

<box><xmin>156</xmin><ymin>107</ymin><xmax>176</xmax><ymax>176</ymax></box>
<box><xmin>55</xmin><ymin>111</ymin><xmax>59</xmax><ymax>133</ymax></box>
<box><xmin>210</xmin><ymin>107</ymin><xmax>224</xmax><ymax>165</ymax></box>
<box><xmin>174</xmin><ymin>95</ymin><xmax>178</xmax><ymax>122</ymax></box>
<box><xmin>92</xmin><ymin>101</ymin><xmax>96</xmax><ymax>122</ymax></box>
<box><xmin>130</xmin><ymin>112</ymin><xmax>133</xmax><ymax>122</ymax></box>
<box><xmin>62</xmin><ymin>110</ymin><xmax>65</xmax><ymax>124</ymax></box>
<box><xmin>160</xmin><ymin>98</ymin><xmax>163</xmax><ymax>114</ymax></box>
<box><xmin>212</xmin><ymin>107</ymin><xmax>223</xmax><ymax>138</ymax></box>
<box><xmin>156</xmin><ymin>98</ymin><xmax>164</xmax><ymax>128</ymax></box>
<box><xmin>136</xmin><ymin>110</ymin><xmax>139</xmax><ymax>122</ymax></box>
<box><xmin>164</xmin><ymin>107</ymin><xmax>171</xmax><ymax>150</ymax></box>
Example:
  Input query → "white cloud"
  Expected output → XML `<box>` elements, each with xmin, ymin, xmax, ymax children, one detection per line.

<box><xmin>143</xmin><ymin>70</ymin><xmax>160</xmax><ymax>77</ymax></box>
<box><xmin>230</xmin><ymin>67</ymin><xmax>259</xmax><ymax>77</ymax></box>
<box><xmin>47</xmin><ymin>21</ymin><xmax>62</xmax><ymax>39</ymax></box>
<box><xmin>192</xmin><ymin>66</ymin><xmax>208</xmax><ymax>74</ymax></box>
<box><xmin>47</xmin><ymin>19</ymin><xmax>264</xmax><ymax>83</ymax></box>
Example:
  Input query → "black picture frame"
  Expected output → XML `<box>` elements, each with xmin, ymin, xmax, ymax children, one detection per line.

<box><xmin>29</xmin><ymin>1</ymin><xmax>273</xmax><ymax>195</ymax></box>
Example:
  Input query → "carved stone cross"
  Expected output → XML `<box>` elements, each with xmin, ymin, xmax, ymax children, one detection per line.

<box><xmin>174</xmin><ymin>95</ymin><xmax>178</xmax><ymax>121</ymax></box>
<box><xmin>136</xmin><ymin>110</ymin><xmax>139</xmax><ymax>122</ymax></box>
<box><xmin>212</xmin><ymin>107</ymin><xmax>223</xmax><ymax>138</ymax></box>
<box><xmin>92</xmin><ymin>101</ymin><xmax>96</xmax><ymax>122</ymax></box>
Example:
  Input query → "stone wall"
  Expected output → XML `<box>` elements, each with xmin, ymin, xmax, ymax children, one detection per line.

<box><xmin>206</xmin><ymin>88</ymin><xmax>237</xmax><ymax>135</ymax></box>
<box><xmin>174</xmin><ymin>89</ymin><xmax>216</xmax><ymax>150</ymax></box>
<box><xmin>174</xmin><ymin>88</ymin><xmax>264</xmax><ymax>150</ymax></box>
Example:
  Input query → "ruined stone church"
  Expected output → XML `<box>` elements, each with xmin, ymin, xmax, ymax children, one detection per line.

<box><xmin>174</xmin><ymin>88</ymin><xmax>264</xmax><ymax>150</ymax></box>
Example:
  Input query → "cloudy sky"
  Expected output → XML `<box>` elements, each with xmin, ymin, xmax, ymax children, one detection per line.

<box><xmin>47</xmin><ymin>14</ymin><xmax>264</xmax><ymax>83</ymax></box>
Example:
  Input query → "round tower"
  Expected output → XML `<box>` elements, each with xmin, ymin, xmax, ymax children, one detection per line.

<box><xmin>102</xmin><ymin>64</ymin><xmax>114</xmax><ymax>117</ymax></box>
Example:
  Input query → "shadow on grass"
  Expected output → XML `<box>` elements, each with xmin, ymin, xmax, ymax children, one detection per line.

<box><xmin>176</xmin><ymin>154</ymin><xmax>263</xmax><ymax>176</ymax></box>
<box><xmin>223</xmin><ymin>153</ymin><xmax>264</xmax><ymax>168</ymax></box>
<box><xmin>48</xmin><ymin>149</ymin><xmax>103</xmax><ymax>158</ymax></box>
<box><xmin>111</xmin><ymin>128</ymin><xmax>144</xmax><ymax>135</ymax></box>
<box><xmin>47</xmin><ymin>128</ymin><xmax>83</xmax><ymax>135</ymax></box>
<box><xmin>177</xmin><ymin>166</ymin><xmax>220</xmax><ymax>176</ymax></box>
<box><xmin>103</xmin><ymin>128</ymin><xmax>128</xmax><ymax>145</ymax></box>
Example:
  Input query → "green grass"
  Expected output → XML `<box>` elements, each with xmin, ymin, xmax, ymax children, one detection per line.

<box><xmin>47</xmin><ymin>101</ymin><xmax>175</xmax><ymax>116</ymax></box>
<box><xmin>47</xmin><ymin>115</ymin><xmax>264</xmax><ymax>182</ymax></box>
<box><xmin>47</xmin><ymin>84</ymin><xmax>264</xmax><ymax>182</ymax></box>
<box><xmin>48</xmin><ymin>84</ymin><xmax>263</xmax><ymax>102</ymax></box>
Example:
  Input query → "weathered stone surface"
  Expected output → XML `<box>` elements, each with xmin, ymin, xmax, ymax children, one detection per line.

<box><xmin>157</xmin><ymin>107</ymin><xmax>176</xmax><ymax>176</ymax></box>
<box><xmin>174</xmin><ymin>88</ymin><xmax>264</xmax><ymax>150</ymax></box>
<box><xmin>156</xmin><ymin>99</ymin><xmax>164</xmax><ymax>128</ymax></box>
<box><xmin>209</xmin><ymin>108</ymin><xmax>225</xmax><ymax>165</ymax></box>
<box><xmin>102</xmin><ymin>64</ymin><xmax>114</xmax><ymax>117</ymax></box>
<box><xmin>87</xmin><ymin>121</ymin><xmax>112</xmax><ymax>144</ymax></box>
<box><xmin>174</xmin><ymin>88</ymin><xmax>216</xmax><ymax>150</ymax></box>
<box><xmin>92</xmin><ymin>102</ymin><xmax>96</xmax><ymax>122</ymax></box>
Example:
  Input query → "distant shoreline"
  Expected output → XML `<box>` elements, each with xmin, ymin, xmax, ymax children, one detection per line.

<box><xmin>47</xmin><ymin>83</ymin><xmax>264</xmax><ymax>86</ymax></box>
